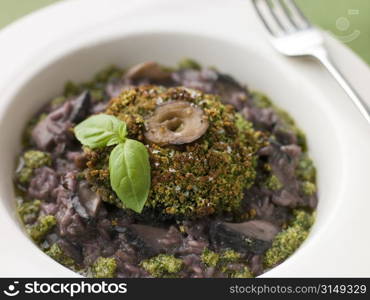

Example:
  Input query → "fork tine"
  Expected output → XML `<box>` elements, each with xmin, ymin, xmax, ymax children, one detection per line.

<box><xmin>252</xmin><ymin>0</ymin><xmax>276</xmax><ymax>36</ymax></box>
<box><xmin>275</xmin><ymin>0</ymin><xmax>299</xmax><ymax>29</ymax></box>
<box><xmin>269</xmin><ymin>0</ymin><xmax>297</xmax><ymax>32</ymax></box>
<box><xmin>284</xmin><ymin>0</ymin><xmax>311</xmax><ymax>28</ymax></box>
<box><xmin>265</xmin><ymin>0</ymin><xmax>287</xmax><ymax>32</ymax></box>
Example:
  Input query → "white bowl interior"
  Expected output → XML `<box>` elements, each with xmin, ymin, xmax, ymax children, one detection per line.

<box><xmin>0</xmin><ymin>32</ymin><xmax>344</xmax><ymax>275</ymax></box>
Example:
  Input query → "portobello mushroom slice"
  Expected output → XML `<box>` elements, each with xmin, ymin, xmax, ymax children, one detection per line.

<box><xmin>69</xmin><ymin>91</ymin><xmax>91</xmax><ymax>123</ymax></box>
<box><xmin>124</xmin><ymin>61</ymin><xmax>172</xmax><ymax>82</ymax></box>
<box><xmin>76</xmin><ymin>181</ymin><xmax>101</xmax><ymax>218</ymax></box>
<box><xmin>210</xmin><ymin>220</ymin><xmax>279</xmax><ymax>255</ymax></box>
<box><xmin>118</xmin><ymin>224</ymin><xmax>182</xmax><ymax>258</ymax></box>
<box><xmin>31</xmin><ymin>91</ymin><xmax>91</xmax><ymax>150</ymax></box>
<box><xmin>145</xmin><ymin>101</ymin><xmax>209</xmax><ymax>145</ymax></box>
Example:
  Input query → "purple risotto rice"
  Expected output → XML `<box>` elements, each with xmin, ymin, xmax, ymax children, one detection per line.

<box><xmin>14</xmin><ymin>60</ymin><xmax>317</xmax><ymax>278</ymax></box>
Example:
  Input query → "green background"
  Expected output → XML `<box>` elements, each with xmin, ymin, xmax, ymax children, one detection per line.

<box><xmin>0</xmin><ymin>0</ymin><xmax>369</xmax><ymax>65</ymax></box>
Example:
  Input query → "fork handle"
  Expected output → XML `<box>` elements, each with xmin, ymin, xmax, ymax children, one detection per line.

<box><xmin>312</xmin><ymin>49</ymin><xmax>370</xmax><ymax>124</ymax></box>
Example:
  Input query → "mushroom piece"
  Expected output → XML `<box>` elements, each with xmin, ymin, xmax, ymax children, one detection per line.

<box><xmin>124</xmin><ymin>61</ymin><xmax>172</xmax><ymax>82</ymax></box>
<box><xmin>209</xmin><ymin>220</ymin><xmax>279</xmax><ymax>255</ymax></box>
<box><xmin>74</xmin><ymin>181</ymin><xmax>101</xmax><ymax>218</ymax></box>
<box><xmin>172</xmin><ymin>68</ymin><xmax>250</xmax><ymax>111</ymax></box>
<box><xmin>145</xmin><ymin>101</ymin><xmax>209</xmax><ymax>145</ymax></box>
<box><xmin>69</xmin><ymin>91</ymin><xmax>91</xmax><ymax>123</ymax></box>
<box><xmin>31</xmin><ymin>91</ymin><xmax>91</xmax><ymax>151</ymax></box>
<box><xmin>58</xmin><ymin>239</ymin><xmax>84</xmax><ymax>264</ymax></box>
<box><xmin>71</xmin><ymin>196</ymin><xmax>89</xmax><ymax>220</ymax></box>
<box><xmin>120</xmin><ymin>224</ymin><xmax>181</xmax><ymax>258</ymax></box>
<box><xmin>223</xmin><ymin>220</ymin><xmax>279</xmax><ymax>242</ymax></box>
<box><xmin>272</xmin><ymin>189</ymin><xmax>298</xmax><ymax>207</ymax></box>
<box><xmin>32</xmin><ymin>102</ymin><xmax>72</xmax><ymax>151</ymax></box>
<box><xmin>129</xmin><ymin>224</ymin><xmax>177</xmax><ymax>253</ymax></box>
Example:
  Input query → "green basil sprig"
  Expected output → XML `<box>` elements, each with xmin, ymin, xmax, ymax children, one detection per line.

<box><xmin>74</xmin><ymin>114</ymin><xmax>150</xmax><ymax>213</ymax></box>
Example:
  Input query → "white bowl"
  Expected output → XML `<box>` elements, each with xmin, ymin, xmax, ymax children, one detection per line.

<box><xmin>1</xmin><ymin>0</ymin><xmax>370</xmax><ymax>277</ymax></box>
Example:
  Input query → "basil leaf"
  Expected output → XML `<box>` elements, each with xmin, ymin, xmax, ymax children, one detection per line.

<box><xmin>109</xmin><ymin>139</ymin><xmax>151</xmax><ymax>213</ymax></box>
<box><xmin>118</xmin><ymin>122</ymin><xmax>127</xmax><ymax>141</ymax></box>
<box><xmin>74</xmin><ymin>114</ymin><xmax>126</xmax><ymax>149</ymax></box>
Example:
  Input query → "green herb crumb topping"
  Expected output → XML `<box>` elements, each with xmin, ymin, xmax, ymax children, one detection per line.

<box><xmin>17</xmin><ymin>150</ymin><xmax>51</xmax><ymax>184</ymax></box>
<box><xmin>141</xmin><ymin>254</ymin><xmax>183</xmax><ymax>278</ymax></box>
<box><xmin>91</xmin><ymin>257</ymin><xmax>117</xmax><ymax>278</ymax></box>
<box><xmin>220</xmin><ymin>249</ymin><xmax>242</xmax><ymax>263</ymax></box>
<box><xmin>265</xmin><ymin>175</ymin><xmax>283</xmax><ymax>191</ymax></box>
<box><xmin>177</xmin><ymin>58</ymin><xmax>202</xmax><ymax>70</ymax></box>
<box><xmin>84</xmin><ymin>86</ymin><xmax>266</xmax><ymax>218</ymax></box>
<box><xmin>252</xmin><ymin>91</ymin><xmax>273</xmax><ymax>109</ymax></box>
<box><xmin>296</xmin><ymin>154</ymin><xmax>316</xmax><ymax>182</ymax></box>
<box><xmin>201</xmin><ymin>248</ymin><xmax>220</xmax><ymax>267</ymax></box>
<box><xmin>201</xmin><ymin>248</ymin><xmax>252</xmax><ymax>278</ymax></box>
<box><xmin>301</xmin><ymin>181</ymin><xmax>316</xmax><ymax>196</ymax></box>
<box><xmin>231</xmin><ymin>266</ymin><xmax>253</xmax><ymax>278</ymax></box>
<box><xmin>251</xmin><ymin>91</ymin><xmax>307</xmax><ymax>151</ymax></box>
<box><xmin>263</xmin><ymin>209</ymin><xmax>314</xmax><ymax>268</ymax></box>
<box><xmin>17</xmin><ymin>167</ymin><xmax>33</xmax><ymax>184</ymax></box>
<box><xmin>23</xmin><ymin>150</ymin><xmax>51</xmax><ymax>169</ymax></box>
<box><xmin>291</xmin><ymin>209</ymin><xmax>315</xmax><ymax>230</ymax></box>
<box><xmin>29</xmin><ymin>215</ymin><xmax>56</xmax><ymax>243</ymax></box>
<box><xmin>17</xmin><ymin>199</ymin><xmax>41</xmax><ymax>223</ymax></box>
<box><xmin>46</xmin><ymin>244</ymin><xmax>75</xmax><ymax>268</ymax></box>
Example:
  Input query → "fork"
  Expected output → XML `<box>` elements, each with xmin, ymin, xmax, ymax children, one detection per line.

<box><xmin>252</xmin><ymin>0</ymin><xmax>370</xmax><ymax>124</ymax></box>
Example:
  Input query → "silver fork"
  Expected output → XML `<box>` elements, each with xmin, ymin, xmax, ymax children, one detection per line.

<box><xmin>252</xmin><ymin>0</ymin><xmax>370</xmax><ymax>124</ymax></box>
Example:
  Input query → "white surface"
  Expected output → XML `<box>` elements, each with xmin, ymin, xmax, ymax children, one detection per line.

<box><xmin>0</xmin><ymin>0</ymin><xmax>369</xmax><ymax>277</ymax></box>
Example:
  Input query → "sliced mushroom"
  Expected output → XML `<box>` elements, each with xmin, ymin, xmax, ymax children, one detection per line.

<box><xmin>69</xmin><ymin>91</ymin><xmax>91</xmax><ymax>123</ymax></box>
<box><xmin>223</xmin><ymin>220</ymin><xmax>279</xmax><ymax>242</ymax></box>
<box><xmin>124</xmin><ymin>61</ymin><xmax>171</xmax><ymax>82</ymax></box>
<box><xmin>118</xmin><ymin>224</ymin><xmax>182</xmax><ymax>258</ymax></box>
<box><xmin>145</xmin><ymin>101</ymin><xmax>209</xmax><ymax>145</ymax></box>
<box><xmin>71</xmin><ymin>195</ymin><xmax>89</xmax><ymax>220</ymax></box>
<box><xmin>172</xmin><ymin>68</ymin><xmax>250</xmax><ymax>110</ymax></box>
<box><xmin>209</xmin><ymin>220</ymin><xmax>279</xmax><ymax>255</ymax></box>
<box><xmin>32</xmin><ymin>103</ymin><xmax>71</xmax><ymax>151</ymax></box>
<box><xmin>272</xmin><ymin>189</ymin><xmax>298</xmax><ymax>207</ymax></box>
<box><xmin>129</xmin><ymin>224</ymin><xmax>170</xmax><ymax>253</ymax></box>
<box><xmin>57</xmin><ymin>239</ymin><xmax>84</xmax><ymax>264</ymax></box>
<box><xmin>75</xmin><ymin>181</ymin><xmax>101</xmax><ymax>218</ymax></box>
<box><xmin>31</xmin><ymin>91</ymin><xmax>90</xmax><ymax>151</ymax></box>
